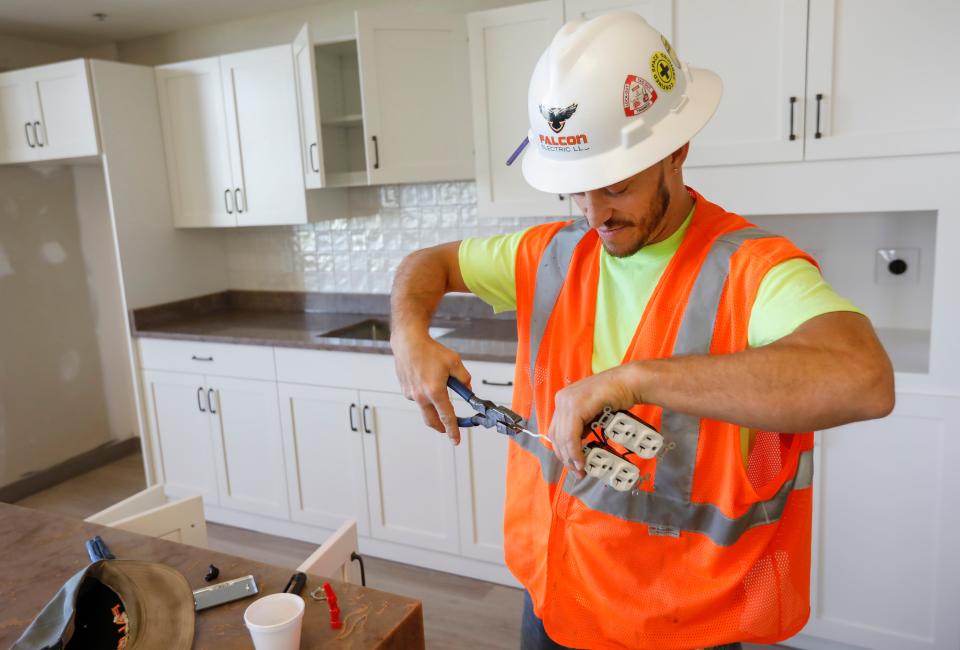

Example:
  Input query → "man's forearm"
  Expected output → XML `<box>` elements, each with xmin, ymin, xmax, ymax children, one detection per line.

<box><xmin>626</xmin><ymin>316</ymin><xmax>895</xmax><ymax>432</ymax></box>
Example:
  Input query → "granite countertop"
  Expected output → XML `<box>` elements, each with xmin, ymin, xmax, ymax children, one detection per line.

<box><xmin>131</xmin><ymin>290</ymin><xmax>519</xmax><ymax>364</ymax></box>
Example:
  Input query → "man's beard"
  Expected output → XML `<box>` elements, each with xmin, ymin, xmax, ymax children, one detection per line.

<box><xmin>602</xmin><ymin>171</ymin><xmax>672</xmax><ymax>258</ymax></box>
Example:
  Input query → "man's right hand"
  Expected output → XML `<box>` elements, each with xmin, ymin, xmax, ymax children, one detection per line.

<box><xmin>391</xmin><ymin>330</ymin><xmax>471</xmax><ymax>445</ymax></box>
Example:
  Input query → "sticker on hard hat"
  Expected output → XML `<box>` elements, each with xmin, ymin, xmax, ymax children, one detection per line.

<box><xmin>649</xmin><ymin>52</ymin><xmax>676</xmax><ymax>92</ymax></box>
<box><xmin>622</xmin><ymin>75</ymin><xmax>658</xmax><ymax>117</ymax></box>
<box><xmin>661</xmin><ymin>35</ymin><xmax>680</xmax><ymax>67</ymax></box>
<box><xmin>539</xmin><ymin>103</ymin><xmax>578</xmax><ymax>133</ymax></box>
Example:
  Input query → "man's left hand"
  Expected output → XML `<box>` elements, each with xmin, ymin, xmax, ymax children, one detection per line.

<box><xmin>547</xmin><ymin>364</ymin><xmax>642</xmax><ymax>479</ymax></box>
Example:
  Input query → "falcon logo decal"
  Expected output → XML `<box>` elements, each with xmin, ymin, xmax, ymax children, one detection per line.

<box><xmin>539</xmin><ymin>103</ymin><xmax>578</xmax><ymax>133</ymax></box>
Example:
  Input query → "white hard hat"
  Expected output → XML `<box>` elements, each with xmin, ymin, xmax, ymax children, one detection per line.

<box><xmin>520</xmin><ymin>11</ymin><xmax>722</xmax><ymax>194</ymax></box>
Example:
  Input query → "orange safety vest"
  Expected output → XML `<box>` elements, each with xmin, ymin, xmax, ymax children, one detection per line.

<box><xmin>504</xmin><ymin>188</ymin><xmax>816</xmax><ymax>650</ymax></box>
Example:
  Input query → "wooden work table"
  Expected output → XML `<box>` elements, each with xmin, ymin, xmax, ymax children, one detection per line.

<box><xmin>0</xmin><ymin>503</ymin><xmax>425</xmax><ymax>649</ymax></box>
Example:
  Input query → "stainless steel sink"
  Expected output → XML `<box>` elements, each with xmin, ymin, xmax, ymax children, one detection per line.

<box><xmin>316</xmin><ymin>318</ymin><xmax>455</xmax><ymax>342</ymax></box>
<box><xmin>318</xmin><ymin>318</ymin><xmax>391</xmax><ymax>341</ymax></box>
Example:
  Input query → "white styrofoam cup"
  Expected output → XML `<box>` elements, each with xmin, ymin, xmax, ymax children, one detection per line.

<box><xmin>243</xmin><ymin>593</ymin><xmax>305</xmax><ymax>650</ymax></box>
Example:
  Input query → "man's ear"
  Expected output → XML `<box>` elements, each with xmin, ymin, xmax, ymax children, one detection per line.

<box><xmin>672</xmin><ymin>143</ymin><xmax>691</xmax><ymax>168</ymax></box>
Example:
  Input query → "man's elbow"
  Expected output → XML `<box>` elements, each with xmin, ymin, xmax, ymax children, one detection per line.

<box><xmin>856</xmin><ymin>352</ymin><xmax>896</xmax><ymax>420</ymax></box>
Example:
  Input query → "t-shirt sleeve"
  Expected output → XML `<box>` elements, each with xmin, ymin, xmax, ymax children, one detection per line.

<box><xmin>458</xmin><ymin>228</ymin><xmax>532</xmax><ymax>313</ymax></box>
<box><xmin>748</xmin><ymin>258</ymin><xmax>864</xmax><ymax>348</ymax></box>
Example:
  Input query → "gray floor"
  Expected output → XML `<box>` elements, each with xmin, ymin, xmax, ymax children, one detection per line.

<box><xmin>16</xmin><ymin>453</ymin><xmax>782</xmax><ymax>649</ymax></box>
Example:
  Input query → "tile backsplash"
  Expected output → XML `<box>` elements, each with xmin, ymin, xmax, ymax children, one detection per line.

<box><xmin>225</xmin><ymin>181</ymin><xmax>553</xmax><ymax>294</ymax></box>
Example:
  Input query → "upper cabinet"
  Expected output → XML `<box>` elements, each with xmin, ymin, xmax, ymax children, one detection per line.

<box><xmin>468</xmin><ymin>0</ymin><xmax>960</xmax><ymax>213</ymax></box>
<box><xmin>355</xmin><ymin>12</ymin><xmax>474</xmax><ymax>185</ymax></box>
<box><xmin>156</xmin><ymin>45</ymin><xmax>308</xmax><ymax>227</ymax></box>
<box><xmin>0</xmin><ymin>59</ymin><xmax>99</xmax><ymax>165</ymax></box>
<box><xmin>676</xmin><ymin>0</ymin><xmax>808</xmax><ymax>167</ymax></box>
<box><xmin>468</xmin><ymin>0</ymin><xmax>569</xmax><ymax>219</ymax></box>
<box><xmin>293</xmin><ymin>14</ymin><xmax>475</xmax><ymax>189</ymax></box>
<box><xmin>804</xmin><ymin>0</ymin><xmax>960</xmax><ymax>161</ymax></box>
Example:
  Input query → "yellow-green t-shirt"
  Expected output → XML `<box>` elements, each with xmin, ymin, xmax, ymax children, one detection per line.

<box><xmin>458</xmin><ymin>208</ymin><xmax>861</xmax><ymax>461</ymax></box>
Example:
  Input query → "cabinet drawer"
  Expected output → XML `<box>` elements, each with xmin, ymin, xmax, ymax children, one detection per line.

<box><xmin>466</xmin><ymin>361</ymin><xmax>517</xmax><ymax>405</ymax></box>
<box><xmin>275</xmin><ymin>348</ymin><xmax>398</xmax><ymax>391</ymax></box>
<box><xmin>138</xmin><ymin>338</ymin><xmax>276</xmax><ymax>380</ymax></box>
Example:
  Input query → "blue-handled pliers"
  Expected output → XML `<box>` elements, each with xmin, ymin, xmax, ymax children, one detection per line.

<box><xmin>447</xmin><ymin>376</ymin><xmax>541</xmax><ymax>438</ymax></box>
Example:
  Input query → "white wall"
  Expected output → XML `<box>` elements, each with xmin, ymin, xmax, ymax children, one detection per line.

<box><xmin>116</xmin><ymin>0</ymin><xmax>518</xmax><ymax>65</ymax></box>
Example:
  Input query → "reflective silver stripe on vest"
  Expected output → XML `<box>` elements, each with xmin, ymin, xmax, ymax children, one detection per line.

<box><xmin>518</xmin><ymin>222</ymin><xmax>812</xmax><ymax>544</ymax></box>
<box><xmin>527</xmin><ymin>219</ymin><xmax>591</xmax><ymax>440</ymax></box>
<box><xmin>562</xmin><ymin>448</ymin><xmax>814</xmax><ymax>547</ymax></box>
<box><xmin>656</xmin><ymin>227</ymin><xmax>773</xmax><ymax>502</ymax></box>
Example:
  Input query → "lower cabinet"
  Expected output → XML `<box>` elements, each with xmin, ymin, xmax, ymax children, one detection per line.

<box><xmin>790</xmin><ymin>393</ymin><xmax>960</xmax><ymax>650</ymax></box>
<box><xmin>360</xmin><ymin>390</ymin><xmax>460</xmax><ymax>554</ymax></box>
<box><xmin>142</xmin><ymin>368</ymin><xmax>289</xmax><ymax>519</ymax></box>
<box><xmin>142</xmin><ymin>370</ymin><xmax>220</xmax><ymax>506</ymax></box>
<box><xmin>277</xmin><ymin>383</ymin><xmax>371</xmax><ymax>535</ymax></box>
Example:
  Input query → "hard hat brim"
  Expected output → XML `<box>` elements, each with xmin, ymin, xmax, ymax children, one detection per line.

<box><xmin>521</xmin><ymin>67</ymin><xmax>723</xmax><ymax>195</ymax></box>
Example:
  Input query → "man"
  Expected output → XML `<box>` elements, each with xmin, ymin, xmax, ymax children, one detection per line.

<box><xmin>391</xmin><ymin>11</ymin><xmax>893</xmax><ymax>650</ymax></box>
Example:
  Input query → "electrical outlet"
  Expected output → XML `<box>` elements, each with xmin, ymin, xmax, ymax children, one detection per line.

<box><xmin>598</xmin><ymin>409</ymin><xmax>664</xmax><ymax>458</ymax></box>
<box><xmin>585</xmin><ymin>447</ymin><xmax>618</xmax><ymax>479</ymax></box>
<box><xmin>876</xmin><ymin>248</ymin><xmax>920</xmax><ymax>285</ymax></box>
<box><xmin>610</xmin><ymin>459</ymin><xmax>640</xmax><ymax>492</ymax></box>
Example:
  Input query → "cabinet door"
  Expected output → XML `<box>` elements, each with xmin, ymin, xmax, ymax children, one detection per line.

<box><xmin>142</xmin><ymin>370</ymin><xmax>219</xmax><ymax>506</ymax></box>
<box><xmin>0</xmin><ymin>72</ymin><xmax>39</xmax><ymax>163</ymax></box>
<box><xmin>355</xmin><ymin>12</ymin><xmax>474</xmax><ymax>184</ymax></box>
<box><xmin>790</xmin><ymin>394</ymin><xmax>960</xmax><ymax>650</ymax></box>
<box><xmin>293</xmin><ymin>24</ymin><xmax>326</xmax><ymax>189</ymax></box>
<box><xmin>208</xmin><ymin>376</ymin><xmax>290</xmax><ymax>518</ymax></box>
<box><xmin>565</xmin><ymin>0</ymin><xmax>671</xmax><ymax>33</ymax></box>
<box><xmin>359</xmin><ymin>390</ymin><xmax>460</xmax><ymax>553</ymax></box>
<box><xmin>454</xmin><ymin>426</ymin><xmax>509</xmax><ymax>563</ymax></box>
<box><xmin>31</xmin><ymin>60</ymin><xmax>99</xmax><ymax>161</ymax></box>
<box><xmin>278</xmin><ymin>383</ymin><xmax>370</xmax><ymax>535</ymax></box>
<box><xmin>676</xmin><ymin>0</ymin><xmax>808</xmax><ymax>167</ymax></box>
<box><xmin>220</xmin><ymin>45</ymin><xmax>308</xmax><ymax>226</ymax></box>
<box><xmin>468</xmin><ymin>1</ymin><xmax>572</xmax><ymax>218</ymax></box>
<box><xmin>155</xmin><ymin>58</ymin><xmax>236</xmax><ymax>227</ymax></box>
<box><xmin>805</xmin><ymin>0</ymin><xmax>960</xmax><ymax>161</ymax></box>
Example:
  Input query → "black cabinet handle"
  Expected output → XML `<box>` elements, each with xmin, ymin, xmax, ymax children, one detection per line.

<box><xmin>362</xmin><ymin>405</ymin><xmax>372</xmax><ymax>434</ymax></box>
<box><xmin>25</xmin><ymin>123</ymin><xmax>35</xmax><ymax>148</ymax></box>
<box><xmin>207</xmin><ymin>388</ymin><xmax>216</xmax><ymax>414</ymax></box>
<box><xmin>224</xmin><ymin>189</ymin><xmax>233</xmax><ymax>214</ymax></box>
<box><xmin>348</xmin><ymin>403</ymin><xmax>358</xmax><ymax>432</ymax></box>
<box><xmin>371</xmin><ymin>135</ymin><xmax>379</xmax><ymax>170</ymax></box>
<box><xmin>558</xmin><ymin>194</ymin><xmax>565</xmax><ymax>201</ymax></box>
<box><xmin>191</xmin><ymin>355</ymin><xmax>214</xmax><ymax>362</ymax></box>
<box><xmin>197</xmin><ymin>387</ymin><xmax>206</xmax><ymax>412</ymax></box>
<box><xmin>234</xmin><ymin>188</ymin><xmax>244</xmax><ymax>213</ymax></box>
<box><xmin>815</xmin><ymin>93</ymin><xmax>823</xmax><ymax>139</ymax></box>
<box><xmin>481</xmin><ymin>379</ymin><xmax>513</xmax><ymax>387</ymax></box>
<box><xmin>788</xmin><ymin>96</ymin><xmax>797</xmax><ymax>141</ymax></box>
<box><xmin>33</xmin><ymin>122</ymin><xmax>43</xmax><ymax>147</ymax></box>
<box><xmin>309</xmin><ymin>142</ymin><xmax>319</xmax><ymax>172</ymax></box>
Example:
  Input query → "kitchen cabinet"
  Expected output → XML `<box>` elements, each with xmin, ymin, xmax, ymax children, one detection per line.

<box><xmin>142</xmin><ymin>370</ymin><xmax>221</xmax><ymax>506</ymax></box>
<box><xmin>453</xmin><ymin>363</ymin><xmax>517</xmax><ymax>564</ymax></box>
<box><xmin>790</xmin><ymin>393</ymin><xmax>960</xmax><ymax>650</ymax></box>
<box><xmin>360</xmin><ymin>390</ymin><xmax>461</xmax><ymax>553</ymax></box>
<box><xmin>155</xmin><ymin>45</ymin><xmax>308</xmax><ymax>227</ymax></box>
<box><xmin>355</xmin><ymin>12</ymin><xmax>474</xmax><ymax>185</ymax></box>
<box><xmin>277</xmin><ymin>383</ymin><xmax>371</xmax><ymax>534</ymax></box>
<box><xmin>0</xmin><ymin>59</ymin><xmax>99</xmax><ymax>164</ymax></box>
<box><xmin>208</xmin><ymin>376</ymin><xmax>290</xmax><ymax>518</ymax></box>
<box><xmin>804</xmin><ymin>0</ymin><xmax>960</xmax><ymax>161</ymax></box>
<box><xmin>468</xmin><ymin>1</ymin><xmax>571</xmax><ymax>218</ymax></box>
<box><xmin>676</xmin><ymin>0</ymin><xmax>808</xmax><ymax>167</ymax></box>
<box><xmin>293</xmin><ymin>12</ymin><xmax>474</xmax><ymax>188</ymax></box>
<box><xmin>293</xmin><ymin>25</ymin><xmax>325</xmax><ymax>189</ymax></box>
<box><xmin>139</xmin><ymin>341</ymin><xmax>289</xmax><ymax>520</ymax></box>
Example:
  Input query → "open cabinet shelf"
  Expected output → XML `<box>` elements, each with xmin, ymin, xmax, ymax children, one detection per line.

<box><xmin>314</xmin><ymin>39</ymin><xmax>368</xmax><ymax>187</ymax></box>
